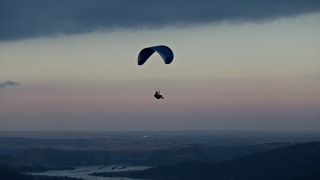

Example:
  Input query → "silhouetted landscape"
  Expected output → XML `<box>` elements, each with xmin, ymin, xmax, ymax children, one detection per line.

<box><xmin>91</xmin><ymin>142</ymin><xmax>320</xmax><ymax>180</ymax></box>
<box><xmin>0</xmin><ymin>131</ymin><xmax>319</xmax><ymax>180</ymax></box>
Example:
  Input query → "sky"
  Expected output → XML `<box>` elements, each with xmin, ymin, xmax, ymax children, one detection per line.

<box><xmin>0</xmin><ymin>0</ymin><xmax>319</xmax><ymax>131</ymax></box>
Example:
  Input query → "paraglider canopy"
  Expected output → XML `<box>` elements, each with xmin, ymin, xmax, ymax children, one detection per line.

<box><xmin>138</xmin><ymin>45</ymin><xmax>174</xmax><ymax>65</ymax></box>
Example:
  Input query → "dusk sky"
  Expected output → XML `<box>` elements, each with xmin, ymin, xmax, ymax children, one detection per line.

<box><xmin>0</xmin><ymin>0</ymin><xmax>319</xmax><ymax>131</ymax></box>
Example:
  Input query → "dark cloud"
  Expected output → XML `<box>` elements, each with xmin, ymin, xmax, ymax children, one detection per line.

<box><xmin>0</xmin><ymin>81</ymin><xmax>20</xmax><ymax>90</ymax></box>
<box><xmin>0</xmin><ymin>0</ymin><xmax>319</xmax><ymax>41</ymax></box>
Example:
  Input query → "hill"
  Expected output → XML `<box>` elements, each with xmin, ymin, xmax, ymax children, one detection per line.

<box><xmin>91</xmin><ymin>142</ymin><xmax>320</xmax><ymax>180</ymax></box>
<box><xmin>0</xmin><ymin>142</ymin><xmax>290</xmax><ymax>168</ymax></box>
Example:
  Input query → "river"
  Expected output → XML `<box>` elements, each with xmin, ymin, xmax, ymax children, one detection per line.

<box><xmin>28</xmin><ymin>165</ymin><xmax>152</xmax><ymax>180</ymax></box>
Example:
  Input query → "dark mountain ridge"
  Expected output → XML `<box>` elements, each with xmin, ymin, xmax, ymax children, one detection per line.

<box><xmin>0</xmin><ymin>142</ymin><xmax>291</xmax><ymax>168</ymax></box>
<box><xmin>91</xmin><ymin>142</ymin><xmax>320</xmax><ymax>180</ymax></box>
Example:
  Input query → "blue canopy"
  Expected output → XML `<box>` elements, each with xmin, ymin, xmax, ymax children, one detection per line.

<box><xmin>138</xmin><ymin>45</ymin><xmax>174</xmax><ymax>65</ymax></box>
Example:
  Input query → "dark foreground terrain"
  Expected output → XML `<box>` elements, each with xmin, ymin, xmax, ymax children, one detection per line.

<box><xmin>0</xmin><ymin>130</ymin><xmax>319</xmax><ymax>180</ymax></box>
<box><xmin>0</xmin><ymin>168</ymin><xmax>84</xmax><ymax>180</ymax></box>
<box><xmin>90</xmin><ymin>142</ymin><xmax>320</xmax><ymax>180</ymax></box>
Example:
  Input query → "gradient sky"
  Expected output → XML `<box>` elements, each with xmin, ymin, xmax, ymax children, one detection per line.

<box><xmin>0</xmin><ymin>1</ymin><xmax>319</xmax><ymax>131</ymax></box>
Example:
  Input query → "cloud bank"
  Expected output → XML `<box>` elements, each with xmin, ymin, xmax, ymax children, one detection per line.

<box><xmin>0</xmin><ymin>0</ymin><xmax>319</xmax><ymax>41</ymax></box>
<box><xmin>0</xmin><ymin>81</ymin><xmax>20</xmax><ymax>90</ymax></box>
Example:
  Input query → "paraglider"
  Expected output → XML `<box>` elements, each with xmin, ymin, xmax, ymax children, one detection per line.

<box><xmin>138</xmin><ymin>45</ymin><xmax>174</xmax><ymax>100</ymax></box>
<box><xmin>154</xmin><ymin>91</ymin><xmax>164</xmax><ymax>99</ymax></box>
<box><xmin>138</xmin><ymin>45</ymin><xmax>174</xmax><ymax>65</ymax></box>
